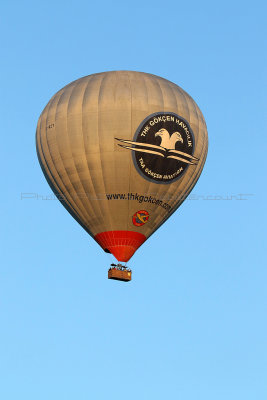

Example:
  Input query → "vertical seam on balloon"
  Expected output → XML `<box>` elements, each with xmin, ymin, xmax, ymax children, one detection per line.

<box><xmin>109</xmin><ymin>72</ymin><xmax>117</xmax><ymax>246</ymax></box>
<box><xmin>81</xmin><ymin>75</ymin><xmax>105</xmax><ymax>235</ymax></box>
<box><xmin>48</xmin><ymin>86</ymin><xmax>91</xmax><ymax>226</ymax></box>
<box><xmin>126</xmin><ymin>71</ymin><xmax>133</xmax><ymax>239</ymax></box>
<box><xmin>180</xmin><ymin>89</ymin><xmax>207</xmax><ymax>205</ymax></box>
<box><xmin>108</xmin><ymin>71</ymin><xmax>117</xmax><ymax>246</ymax></box>
<box><xmin>168</xmin><ymin>84</ymin><xmax>197</xmax><ymax>207</ymax></box>
<box><xmin>46</xmin><ymin>88</ymin><xmax>91</xmax><ymax>226</ymax></box>
<box><xmin>97</xmin><ymin>72</ymin><xmax>114</xmax><ymax>237</ymax></box>
<box><xmin>128</xmin><ymin>72</ymin><xmax>149</xmax><ymax>238</ymax></box>
<box><xmin>64</xmin><ymin>81</ymin><xmax>96</xmax><ymax>224</ymax></box>
<box><xmin>72</xmin><ymin>76</ymin><xmax>103</xmax><ymax>231</ymax></box>
<box><xmin>171</xmin><ymin>82</ymin><xmax>193</xmax><ymax>205</ymax></box>
<box><xmin>112</xmin><ymin>73</ymin><xmax>122</xmax><ymax>246</ymax></box>
<box><xmin>151</xmin><ymin>79</ymin><xmax>186</xmax><ymax>229</ymax></box>
<box><xmin>128</xmin><ymin>72</ymin><xmax>147</xmax><ymax>236</ymax></box>
<box><xmin>138</xmin><ymin>74</ymin><xmax>161</xmax><ymax>234</ymax></box>
<box><xmin>145</xmin><ymin>76</ymin><xmax>171</xmax><ymax>231</ymax></box>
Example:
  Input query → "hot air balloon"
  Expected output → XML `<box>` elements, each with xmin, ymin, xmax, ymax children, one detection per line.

<box><xmin>36</xmin><ymin>71</ymin><xmax>208</xmax><ymax>281</ymax></box>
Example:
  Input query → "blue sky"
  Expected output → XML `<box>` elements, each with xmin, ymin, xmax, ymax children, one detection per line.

<box><xmin>1</xmin><ymin>1</ymin><xmax>266</xmax><ymax>399</ymax></box>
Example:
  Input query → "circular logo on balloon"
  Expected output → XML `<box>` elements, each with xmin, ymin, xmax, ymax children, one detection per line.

<box><xmin>132</xmin><ymin>210</ymin><xmax>149</xmax><ymax>227</ymax></box>
<box><xmin>116</xmin><ymin>112</ymin><xmax>198</xmax><ymax>184</ymax></box>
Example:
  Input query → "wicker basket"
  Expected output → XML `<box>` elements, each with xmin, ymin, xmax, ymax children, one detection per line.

<box><xmin>108</xmin><ymin>268</ymin><xmax>132</xmax><ymax>282</ymax></box>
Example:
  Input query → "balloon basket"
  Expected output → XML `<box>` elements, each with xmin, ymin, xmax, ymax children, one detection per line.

<box><xmin>108</xmin><ymin>264</ymin><xmax>132</xmax><ymax>282</ymax></box>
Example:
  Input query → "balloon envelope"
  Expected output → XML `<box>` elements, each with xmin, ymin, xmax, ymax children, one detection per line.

<box><xmin>36</xmin><ymin>71</ymin><xmax>208</xmax><ymax>261</ymax></box>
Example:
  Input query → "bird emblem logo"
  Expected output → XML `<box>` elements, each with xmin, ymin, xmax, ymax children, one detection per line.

<box><xmin>132</xmin><ymin>210</ymin><xmax>149</xmax><ymax>227</ymax></box>
<box><xmin>116</xmin><ymin>112</ymin><xmax>198</xmax><ymax>184</ymax></box>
